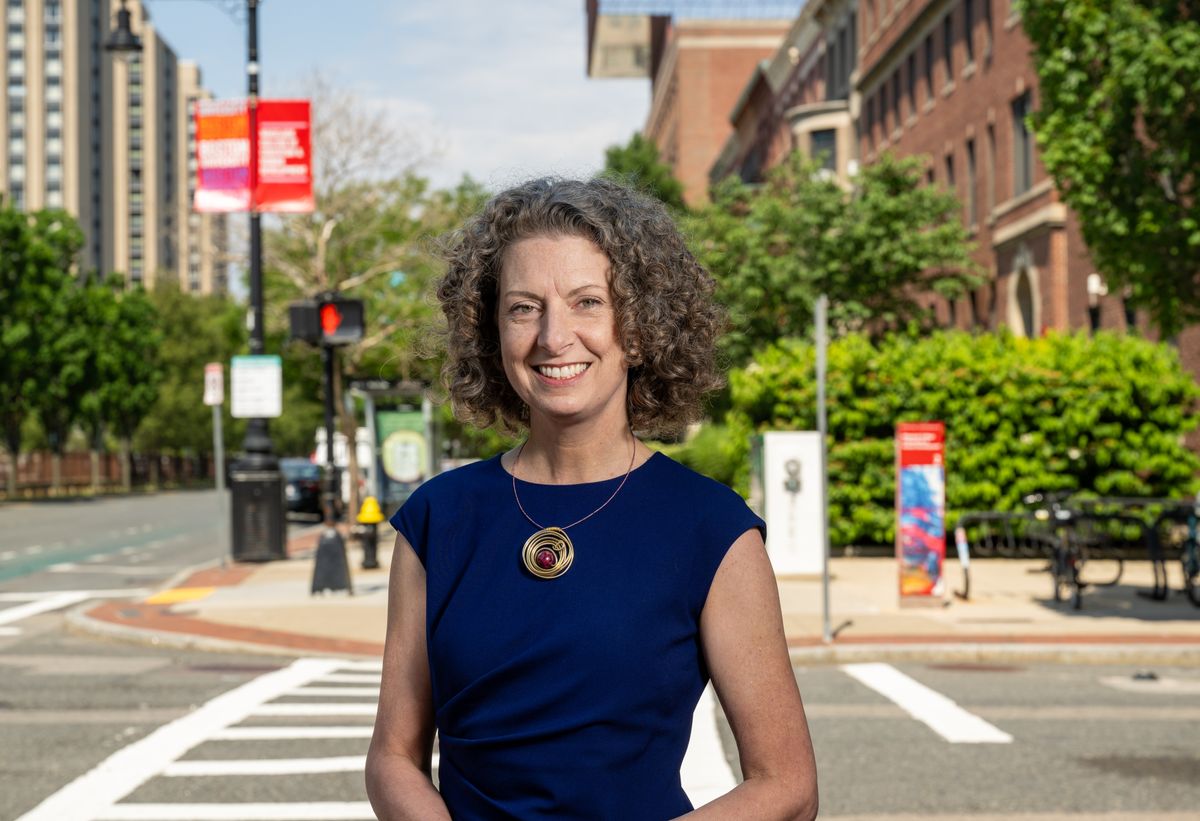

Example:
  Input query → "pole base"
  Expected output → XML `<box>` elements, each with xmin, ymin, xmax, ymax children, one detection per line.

<box><xmin>311</xmin><ymin>527</ymin><xmax>352</xmax><ymax>595</ymax></box>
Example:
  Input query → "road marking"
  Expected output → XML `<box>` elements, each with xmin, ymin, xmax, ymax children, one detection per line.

<box><xmin>0</xmin><ymin>592</ymin><xmax>91</xmax><ymax>627</ymax></box>
<box><xmin>211</xmin><ymin>726</ymin><xmax>374</xmax><ymax>740</ymax></box>
<box><xmin>290</xmin><ymin>686</ymin><xmax>379</xmax><ymax>697</ymax></box>
<box><xmin>0</xmin><ymin>589</ymin><xmax>149</xmax><ymax>602</ymax></box>
<box><xmin>26</xmin><ymin>545</ymin><xmax>45</xmax><ymax>555</ymax></box>
<box><xmin>48</xmin><ymin>562</ymin><xmax>79</xmax><ymax>571</ymax></box>
<box><xmin>316</xmin><ymin>673</ymin><xmax>381</xmax><ymax>684</ymax></box>
<box><xmin>680</xmin><ymin>684</ymin><xmax>738</xmax><ymax>806</ymax></box>
<box><xmin>94</xmin><ymin>803</ymin><xmax>376</xmax><ymax>820</ymax></box>
<box><xmin>0</xmin><ymin>550</ymin><xmax>17</xmax><ymax>560</ymax></box>
<box><xmin>15</xmin><ymin>658</ymin><xmax>345</xmax><ymax>821</ymax></box>
<box><xmin>338</xmin><ymin>659</ymin><xmax>383</xmax><ymax>672</ymax></box>
<box><xmin>842</xmin><ymin>663</ymin><xmax>1013</xmax><ymax>744</ymax></box>
<box><xmin>50</xmin><ymin>564</ymin><xmax>177</xmax><ymax>575</ymax></box>
<box><xmin>145</xmin><ymin>587</ymin><xmax>215</xmax><ymax>605</ymax></box>
<box><xmin>164</xmin><ymin>754</ymin><xmax>366</xmax><ymax>777</ymax></box>
<box><xmin>0</xmin><ymin>626</ymin><xmax>21</xmax><ymax>636</ymax></box>
<box><xmin>251</xmin><ymin>703</ymin><xmax>377</xmax><ymax>716</ymax></box>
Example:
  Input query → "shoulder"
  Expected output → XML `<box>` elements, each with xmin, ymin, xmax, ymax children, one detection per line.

<box><xmin>646</xmin><ymin>451</ymin><xmax>761</xmax><ymax>526</ymax></box>
<box><xmin>390</xmin><ymin>457</ymin><xmax>499</xmax><ymax>521</ymax></box>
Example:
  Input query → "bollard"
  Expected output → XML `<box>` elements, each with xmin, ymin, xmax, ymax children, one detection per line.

<box><xmin>356</xmin><ymin>496</ymin><xmax>385</xmax><ymax>570</ymax></box>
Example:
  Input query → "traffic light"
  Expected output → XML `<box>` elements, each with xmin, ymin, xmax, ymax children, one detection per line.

<box><xmin>318</xmin><ymin>297</ymin><xmax>365</xmax><ymax>346</ymax></box>
<box><xmin>288</xmin><ymin>296</ymin><xmax>365</xmax><ymax>346</ymax></box>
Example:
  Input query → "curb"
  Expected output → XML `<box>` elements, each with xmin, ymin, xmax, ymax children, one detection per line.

<box><xmin>787</xmin><ymin>642</ymin><xmax>1200</xmax><ymax>666</ymax></box>
<box><xmin>64</xmin><ymin>601</ymin><xmax>381</xmax><ymax>661</ymax></box>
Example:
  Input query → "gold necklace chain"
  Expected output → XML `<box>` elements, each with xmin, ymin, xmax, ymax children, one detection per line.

<box><xmin>511</xmin><ymin>435</ymin><xmax>637</xmax><ymax>532</ymax></box>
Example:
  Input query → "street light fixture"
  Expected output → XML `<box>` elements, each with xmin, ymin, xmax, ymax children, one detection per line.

<box><xmin>107</xmin><ymin>0</ymin><xmax>286</xmax><ymax>561</ymax></box>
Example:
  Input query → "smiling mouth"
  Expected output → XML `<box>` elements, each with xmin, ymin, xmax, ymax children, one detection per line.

<box><xmin>534</xmin><ymin>363</ymin><xmax>590</xmax><ymax>380</ymax></box>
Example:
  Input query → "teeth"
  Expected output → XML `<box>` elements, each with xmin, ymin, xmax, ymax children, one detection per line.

<box><xmin>537</xmin><ymin>363</ymin><xmax>588</xmax><ymax>380</ymax></box>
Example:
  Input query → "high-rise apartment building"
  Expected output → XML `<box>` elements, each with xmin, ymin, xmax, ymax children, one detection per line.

<box><xmin>0</xmin><ymin>0</ymin><xmax>226</xmax><ymax>293</ymax></box>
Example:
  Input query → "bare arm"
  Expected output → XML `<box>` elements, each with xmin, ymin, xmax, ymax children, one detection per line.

<box><xmin>364</xmin><ymin>533</ymin><xmax>452</xmax><ymax>820</ymax></box>
<box><xmin>680</xmin><ymin>529</ymin><xmax>818</xmax><ymax>821</ymax></box>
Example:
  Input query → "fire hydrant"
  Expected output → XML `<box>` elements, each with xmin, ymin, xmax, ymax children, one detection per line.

<box><xmin>356</xmin><ymin>496</ymin><xmax>385</xmax><ymax>570</ymax></box>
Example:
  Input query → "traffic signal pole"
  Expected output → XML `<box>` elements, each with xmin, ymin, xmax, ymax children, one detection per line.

<box><xmin>311</xmin><ymin>340</ymin><xmax>352</xmax><ymax>594</ymax></box>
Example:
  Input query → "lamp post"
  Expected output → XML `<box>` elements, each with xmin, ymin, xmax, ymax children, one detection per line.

<box><xmin>109</xmin><ymin>0</ymin><xmax>286</xmax><ymax>561</ymax></box>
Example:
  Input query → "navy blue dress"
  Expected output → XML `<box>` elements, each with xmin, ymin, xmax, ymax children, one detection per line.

<box><xmin>389</xmin><ymin>451</ymin><xmax>764</xmax><ymax>820</ymax></box>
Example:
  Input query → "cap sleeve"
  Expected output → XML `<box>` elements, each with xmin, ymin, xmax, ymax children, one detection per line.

<box><xmin>688</xmin><ymin>485</ymin><xmax>766</xmax><ymax>616</ymax></box>
<box><xmin>388</xmin><ymin>487</ymin><xmax>431</xmax><ymax>568</ymax></box>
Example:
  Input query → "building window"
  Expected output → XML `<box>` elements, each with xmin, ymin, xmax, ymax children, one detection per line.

<box><xmin>1012</xmin><ymin>91</ymin><xmax>1034</xmax><ymax>195</ymax></box>
<box><xmin>984</xmin><ymin>0</ymin><xmax>994</xmax><ymax>55</ymax></box>
<box><xmin>942</xmin><ymin>13</ymin><xmax>953</xmax><ymax>85</ymax></box>
<box><xmin>907</xmin><ymin>52</ymin><xmax>916</xmax><ymax>115</ymax></box>
<box><xmin>987</xmin><ymin>123</ymin><xmax>996</xmax><ymax>209</ymax></box>
<box><xmin>966</xmin><ymin>138</ymin><xmax>977</xmax><ymax>225</ymax></box>
<box><xmin>945</xmin><ymin>152</ymin><xmax>955</xmax><ymax>193</ymax></box>
<box><xmin>866</xmin><ymin>95</ymin><xmax>875</xmax><ymax>149</ymax></box>
<box><xmin>964</xmin><ymin>0</ymin><xmax>975</xmax><ymax>65</ymax></box>
<box><xmin>892</xmin><ymin>70</ymin><xmax>901</xmax><ymax>129</ymax></box>
<box><xmin>924</xmin><ymin>34</ymin><xmax>934</xmax><ymax>101</ymax></box>
<box><xmin>811</xmin><ymin>129</ymin><xmax>837</xmax><ymax>172</ymax></box>
<box><xmin>1015</xmin><ymin>268</ymin><xmax>1035</xmax><ymax>337</ymax></box>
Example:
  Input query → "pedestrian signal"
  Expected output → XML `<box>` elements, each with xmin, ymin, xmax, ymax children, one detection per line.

<box><xmin>317</xmin><ymin>297</ymin><xmax>365</xmax><ymax>346</ymax></box>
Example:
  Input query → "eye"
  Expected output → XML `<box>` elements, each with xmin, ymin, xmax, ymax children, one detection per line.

<box><xmin>577</xmin><ymin>296</ymin><xmax>604</xmax><ymax>309</ymax></box>
<box><xmin>509</xmin><ymin>302</ymin><xmax>536</xmax><ymax>315</ymax></box>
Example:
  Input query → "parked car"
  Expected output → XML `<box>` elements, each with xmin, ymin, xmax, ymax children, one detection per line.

<box><xmin>280</xmin><ymin>458</ymin><xmax>322</xmax><ymax>517</ymax></box>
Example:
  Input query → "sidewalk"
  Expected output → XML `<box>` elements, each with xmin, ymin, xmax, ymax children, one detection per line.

<box><xmin>70</xmin><ymin>526</ymin><xmax>1200</xmax><ymax>665</ymax></box>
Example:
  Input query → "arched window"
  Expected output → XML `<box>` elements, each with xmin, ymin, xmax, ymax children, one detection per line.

<box><xmin>1015</xmin><ymin>267</ymin><xmax>1035</xmax><ymax>337</ymax></box>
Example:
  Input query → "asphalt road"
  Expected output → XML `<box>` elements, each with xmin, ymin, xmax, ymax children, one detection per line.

<box><xmin>2</xmin><ymin>493</ymin><xmax>1199</xmax><ymax>819</ymax></box>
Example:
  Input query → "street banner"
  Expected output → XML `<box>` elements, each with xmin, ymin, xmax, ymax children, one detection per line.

<box><xmin>194</xmin><ymin>99</ymin><xmax>251</xmax><ymax>212</ymax></box>
<box><xmin>193</xmin><ymin>98</ymin><xmax>313</xmax><ymax>213</ymax></box>
<box><xmin>203</xmin><ymin>362</ymin><xmax>224</xmax><ymax>406</ymax></box>
<box><xmin>230</xmin><ymin>355</ymin><xmax>282</xmax><ymax>419</ymax></box>
<box><xmin>254</xmin><ymin>99</ymin><xmax>314</xmax><ymax>213</ymax></box>
<box><xmin>896</xmin><ymin>422</ymin><xmax>946</xmax><ymax>602</ymax></box>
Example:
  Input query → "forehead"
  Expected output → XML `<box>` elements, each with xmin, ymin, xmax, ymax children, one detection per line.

<box><xmin>499</xmin><ymin>234</ymin><xmax>610</xmax><ymax>288</ymax></box>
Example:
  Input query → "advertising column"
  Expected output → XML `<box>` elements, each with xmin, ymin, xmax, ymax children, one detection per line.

<box><xmin>896</xmin><ymin>422</ymin><xmax>946</xmax><ymax>603</ymax></box>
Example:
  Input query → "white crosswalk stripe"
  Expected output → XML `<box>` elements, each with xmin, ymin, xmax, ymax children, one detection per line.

<box><xmin>21</xmin><ymin>658</ymin><xmax>1005</xmax><ymax>818</ymax></box>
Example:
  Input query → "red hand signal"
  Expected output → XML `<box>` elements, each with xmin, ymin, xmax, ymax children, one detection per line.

<box><xmin>320</xmin><ymin>303</ymin><xmax>342</xmax><ymax>336</ymax></box>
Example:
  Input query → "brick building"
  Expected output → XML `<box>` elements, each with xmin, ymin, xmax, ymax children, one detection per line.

<box><xmin>711</xmin><ymin>0</ymin><xmax>1199</xmax><ymax>379</ymax></box>
<box><xmin>586</xmin><ymin>0</ymin><xmax>800</xmax><ymax>205</ymax></box>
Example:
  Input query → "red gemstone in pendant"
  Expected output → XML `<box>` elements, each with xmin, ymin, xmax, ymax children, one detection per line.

<box><xmin>535</xmin><ymin>547</ymin><xmax>557</xmax><ymax>570</ymax></box>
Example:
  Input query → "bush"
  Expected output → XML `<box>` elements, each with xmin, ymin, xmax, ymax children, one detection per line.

<box><xmin>723</xmin><ymin>329</ymin><xmax>1200</xmax><ymax>547</ymax></box>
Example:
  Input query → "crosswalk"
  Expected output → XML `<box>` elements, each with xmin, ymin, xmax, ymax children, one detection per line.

<box><xmin>0</xmin><ymin>589</ymin><xmax>148</xmax><ymax>636</ymax></box>
<box><xmin>16</xmin><ymin>657</ymin><xmax>1017</xmax><ymax>820</ymax></box>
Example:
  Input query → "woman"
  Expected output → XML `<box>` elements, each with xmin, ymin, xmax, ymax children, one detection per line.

<box><xmin>365</xmin><ymin>177</ymin><xmax>817</xmax><ymax>820</ymax></box>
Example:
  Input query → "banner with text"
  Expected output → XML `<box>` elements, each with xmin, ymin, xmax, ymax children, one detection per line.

<box><xmin>254</xmin><ymin>99</ymin><xmax>314</xmax><ymax>212</ymax></box>
<box><xmin>194</xmin><ymin>99</ymin><xmax>251</xmax><ymax>212</ymax></box>
<box><xmin>193</xmin><ymin>98</ymin><xmax>313</xmax><ymax>213</ymax></box>
<box><xmin>896</xmin><ymin>422</ymin><xmax>946</xmax><ymax>602</ymax></box>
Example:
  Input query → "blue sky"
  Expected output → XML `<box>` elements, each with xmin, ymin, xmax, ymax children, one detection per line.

<box><xmin>144</xmin><ymin>0</ymin><xmax>651</xmax><ymax>190</ymax></box>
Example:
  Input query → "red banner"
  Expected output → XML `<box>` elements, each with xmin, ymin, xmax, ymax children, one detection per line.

<box><xmin>896</xmin><ymin>422</ymin><xmax>946</xmax><ymax>601</ymax></box>
<box><xmin>254</xmin><ymin>99</ymin><xmax>314</xmax><ymax>213</ymax></box>
<box><xmin>193</xmin><ymin>98</ymin><xmax>313</xmax><ymax>214</ymax></box>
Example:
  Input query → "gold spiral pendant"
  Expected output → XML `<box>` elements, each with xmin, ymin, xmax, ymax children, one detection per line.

<box><xmin>522</xmin><ymin>527</ymin><xmax>574</xmax><ymax>580</ymax></box>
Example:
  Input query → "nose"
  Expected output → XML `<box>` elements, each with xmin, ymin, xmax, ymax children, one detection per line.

<box><xmin>537</xmin><ymin>302</ymin><xmax>573</xmax><ymax>355</ymax></box>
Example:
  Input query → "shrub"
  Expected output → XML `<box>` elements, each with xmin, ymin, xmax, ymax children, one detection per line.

<box><xmin>723</xmin><ymin>329</ymin><xmax>1200</xmax><ymax>547</ymax></box>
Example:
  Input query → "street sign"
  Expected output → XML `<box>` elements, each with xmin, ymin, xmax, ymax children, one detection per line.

<box><xmin>230</xmin><ymin>355</ymin><xmax>283</xmax><ymax>419</ymax></box>
<box><xmin>203</xmin><ymin>363</ymin><xmax>224</xmax><ymax>406</ymax></box>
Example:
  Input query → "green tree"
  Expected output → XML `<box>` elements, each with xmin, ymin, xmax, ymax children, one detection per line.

<box><xmin>1019</xmin><ymin>0</ymin><xmax>1200</xmax><ymax>336</ymax></box>
<box><xmin>134</xmin><ymin>284</ymin><xmax>247</xmax><ymax>466</ymax></box>
<box><xmin>601</xmin><ymin>132</ymin><xmax>687</xmax><ymax>211</ymax></box>
<box><xmin>689</xmin><ymin>152</ymin><xmax>983</xmax><ymax>365</ymax></box>
<box><xmin>79</xmin><ymin>275</ymin><xmax>162</xmax><ymax>491</ymax></box>
<box><xmin>0</xmin><ymin>204</ymin><xmax>85</xmax><ymax>495</ymax></box>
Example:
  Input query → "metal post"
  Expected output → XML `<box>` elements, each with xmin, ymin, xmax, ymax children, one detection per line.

<box><xmin>241</xmin><ymin>0</ymin><xmax>270</xmax><ymax>457</ymax></box>
<box><xmin>212</xmin><ymin>404</ymin><xmax>227</xmax><ymax>568</ymax></box>
<box><xmin>816</xmin><ymin>295</ymin><xmax>833</xmax><ymax>644</ymax></box>
<box><xmin>322</xmin><ymin>344</ymin><xmax>338</xmax><ymax>526</ymax></box>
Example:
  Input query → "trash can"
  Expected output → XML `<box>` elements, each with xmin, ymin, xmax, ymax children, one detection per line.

<box><xmin>230</xmin><ymin>467</ymin><xmax>287</xmax><ymax>561</ymax></box>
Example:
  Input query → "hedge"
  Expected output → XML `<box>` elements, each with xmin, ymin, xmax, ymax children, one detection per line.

<box><xmin>712</xmin><ymin>330</ymin><xmax>1200</xmax><ymax>547</ymax></box>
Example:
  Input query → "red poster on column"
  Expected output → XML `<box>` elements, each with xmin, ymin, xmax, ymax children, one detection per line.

<box><xmin>254</xmin><ymin>99</ymin><xmax>314</xmax><ymax>213</ymax></box>
<box><xmin>896</xmin><ymin>422</ymin><xmax>946</xmax><ymax>602</ymax></box>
